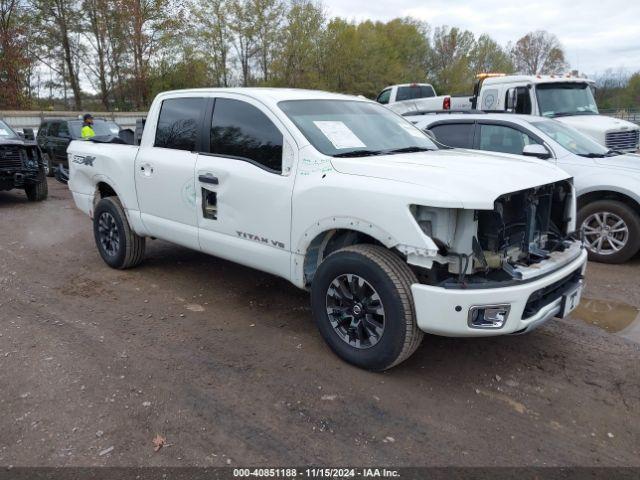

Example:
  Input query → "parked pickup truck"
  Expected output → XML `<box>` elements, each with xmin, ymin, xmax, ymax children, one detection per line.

<box><xmin>467</xmin><ymin>74</ymin><xmax>640</xmax><ymax>152</ymax></box>
<box><xmin>0</xmin><ymin>119</ymin><xmax>48</xmax><ymax>201</ymax></box>
<box><xmin>67</xmin><ymin>88</ymin><xmax>587</xmax><ymax>370</ymax></box>
<box><xmin>376</xmin><ymin>83</ymin><xmax>471</xmax><ymax>115</ymax></box>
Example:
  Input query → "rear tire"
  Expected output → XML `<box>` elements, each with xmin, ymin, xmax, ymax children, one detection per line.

<box><xmin>310</xmin><ymin>244</ymin><xmax>423</xmax><ymax>371</ymax></box>
<box><xmin>25</xmin><ymin>176</ymin><xmax>48</xmax><ymax>201</ymax></box>
<box><xmin>578</xmin><ymin>200</ymin><xmax>640</xmax><ymax>264</ymax></box>
<box><xmin>93</xmin><ymin>197</ymin><xmax>146</xmax><ymax>269</ymax></box>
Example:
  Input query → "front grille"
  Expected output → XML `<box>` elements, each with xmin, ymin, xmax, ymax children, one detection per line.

<box><xmin>0</xmin><ymin>146</ymin><xmax>24</xmax><ymax>169</ymax></box>
<box><xmin>522</xmin><ymin>268</ymin><xmax>583</xmax><ymax>319</ymax></box>
<box><xmin>605</xmin><ymin>130</ymin><xmax>639</xmax><ymax>151</ymax></box>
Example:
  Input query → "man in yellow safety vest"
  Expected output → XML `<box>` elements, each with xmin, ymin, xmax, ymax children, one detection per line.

<box><xmin>81</xmin><ymin>114</ymin><xmax>95</xmax><ymax>139</ymax></box>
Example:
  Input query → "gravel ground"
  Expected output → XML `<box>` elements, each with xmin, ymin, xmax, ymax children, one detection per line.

<box><xmin>0</xmin><ymin>179</ymin><xmax>639</xmax><ymax>467</ymax></box>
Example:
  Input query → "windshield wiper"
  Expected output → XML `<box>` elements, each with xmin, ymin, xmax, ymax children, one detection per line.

<box><xmin>551</xmin><ymin>111</ymin><xmax>597</xmax><ymax>117</ymax></box>
<box><xmin>577</xmin><ymin>152</ymin><xmax>606</xmax><ymax>158</ymax></box>
<box><xmin>332</xmin><ymin>149</ymin><xmax>386</xmax><ymax>158</ymax></box>
<box><xmin>381</xmin><ymin>146</ymin><xmax>434</xmax><ymax>154</ymax></box>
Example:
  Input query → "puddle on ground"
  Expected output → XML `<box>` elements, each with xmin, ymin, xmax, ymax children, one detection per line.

<box><xmin>571</xmin><ymin>297</ymin><xmax>640</xmax><ymax>343</ymax></box>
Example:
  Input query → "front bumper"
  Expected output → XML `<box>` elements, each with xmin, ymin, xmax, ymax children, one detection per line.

<box><xmin>411</xmin><ymin>245</ymin><xmax>588</xmax><ymax>337</ymax></box>
<box><xmin>0</xmin><ymin>169</ymin><xmax>41</xmax><ymax>190</ymax></box>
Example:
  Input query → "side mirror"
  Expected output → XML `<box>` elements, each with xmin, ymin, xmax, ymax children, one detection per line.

<box><xmin>23</xmin><ymin>128</ymin><xmax>35</xmax><ymax>140</ymax></box>
<box><xmin>522</xmin><ymin>144</ymin><xmax>551</xmax><ymax>159</ymax></box>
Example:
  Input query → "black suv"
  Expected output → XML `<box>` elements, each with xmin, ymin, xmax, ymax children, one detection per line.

<box><xmin>0</xmin><ymin>119</ymin><xmax>48</xmax><ymax>201</ymax></box>
<box><xmin>37</xmin><ymin>118</ymin><xmax>120</xmax><ymax>176</ymax></box>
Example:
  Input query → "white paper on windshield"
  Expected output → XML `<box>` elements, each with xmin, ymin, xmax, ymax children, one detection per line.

<box><xmin>313</xmin><ymin>121</ymin><xmax>366</xmax><ymax>149</ymax></box>
<box><xmin>0</xmin><ymin>128</ymin><xmax>9</xmax><ymax>136</ymax></box>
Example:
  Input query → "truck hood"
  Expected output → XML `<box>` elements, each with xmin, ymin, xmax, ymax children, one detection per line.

<box><xmin>0</xmin><ymin>138</ymin><xmax>36</xmax><ymax>147</ymax></box>
<box><xmin>555</xmin><ymin>115</ymin><xmax>639</xmax><ymax>138</ymax></box>
<box><xmin>330</xmin><ymin>149</ymin><xmax>571</xmax><ymax>210</ymax></box>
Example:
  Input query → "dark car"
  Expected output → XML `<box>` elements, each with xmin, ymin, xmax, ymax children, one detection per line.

<box><xmin>0</xmin><ymin>119</ymin><xmax>48</xmax><ymax>201</ymax></box>
<box><xmin>37</xmin><ymin>118</ymin><xmax>121</xmax><ymax>176</ymax></box>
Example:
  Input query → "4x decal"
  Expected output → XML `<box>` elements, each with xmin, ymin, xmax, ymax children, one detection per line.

<box><xmin>72</xmin><ymin>155</ymin><xmax>96</xmax><ymax>166</ymax></box>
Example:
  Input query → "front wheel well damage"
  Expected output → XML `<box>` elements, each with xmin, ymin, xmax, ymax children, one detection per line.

<box><xmin>97</xmin><ymin>182</ymin><xmax>117</xmax><ymax>199</ymax></box>
<box><xmin>303</xmin><ymin>229</ymin><xmax>393</xmax><ymax>286</ymax></box>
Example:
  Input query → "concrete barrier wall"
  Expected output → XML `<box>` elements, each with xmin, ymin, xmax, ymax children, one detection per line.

<box><xmin>0</xmin><ymin>111</ymin><xmax>147</xmax><ymax>134</ymax></box>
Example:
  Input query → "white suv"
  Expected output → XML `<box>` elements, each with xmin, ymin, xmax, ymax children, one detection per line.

<box><xmin>409</xmin><ymin>112</ymin><xmax>640</xmax><ymax>263</ymax></box>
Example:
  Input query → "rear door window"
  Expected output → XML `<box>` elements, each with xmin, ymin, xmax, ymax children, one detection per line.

<box><xmin>396</xmin><ymin>85</ymin><xmax>436</xmax><ymax>102</ymax></box>
<box><xmin>155</xmin><ymin>97</ymin><xmax>205</xmax><ymax>151</ymax></box>
<box><xmin>210</xmin><ymin>98</ymin><xmax>283</xmax><ymax>173</ymax></box>
<box><xmin>429</xmin><ymin>123</ymin><xmax>475</xmax><ymax>148</ymax></box>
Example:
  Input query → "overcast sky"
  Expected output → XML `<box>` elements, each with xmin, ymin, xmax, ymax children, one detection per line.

<box><xmin>322</xmin><ymin>0</ymin><xmax>640</xmax><ymax>76</ymax></box>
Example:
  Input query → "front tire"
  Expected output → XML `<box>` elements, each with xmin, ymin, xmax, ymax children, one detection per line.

<box><xmin>25</xmin><ymin>176</ymin><xmax>48</xmax><ymax>201</ymax></box>
<box><xmin>578</xmin><ymin>200</ymin><xmax>640</xmax><ymax>264</ymax></box>
<box><xmin>93</xmin><ymin>197</ymin><xmax>146</xmax><ymax>269</ymax></box>
<box><xmin>310</xmin><ymin>244</ymin><xmax>423</xmax><ymax>371</ymax></box>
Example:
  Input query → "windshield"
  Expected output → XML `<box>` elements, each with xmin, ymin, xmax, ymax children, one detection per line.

<box><xmin>0</xmin><ymin>120</ymin><xmax>19</xmax><ymax>139</ymax></box>
<box><xmin>531</xmin><ymin>119</ymin><xmax>610</xmax><ymax>156</ymax></box>
<box><xmin>536</xmin><ymin>82</ymin><xmax>598</xmax><ymax>117</ymax></box>
<box><xmin>278</xmin><ymin>100</ymin><xmax>437</xmax><ymax>157</ymax></box>
<box><xmin>69</xmin><ymin>120</ymin><xmax>120</xmax><ymax>138</ymax></box>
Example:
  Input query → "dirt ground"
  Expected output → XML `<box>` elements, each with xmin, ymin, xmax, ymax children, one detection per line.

<box><xmin>0</xmin><ymin>178</ymin><xmax>639</xmax><ymax>467</ymax></box>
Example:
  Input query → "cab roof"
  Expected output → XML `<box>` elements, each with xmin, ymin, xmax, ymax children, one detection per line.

<box><xmin>156</xmin><ymin>87</ymin><xmax>366</xmax><ymax>103</ymax></box>
<box><xmin>482</xmin><ymin>75</ymin><xmax>595</xmax><ymax>86</ymax></box>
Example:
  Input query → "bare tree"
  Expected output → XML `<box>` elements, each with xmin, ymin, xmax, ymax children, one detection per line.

<box><xmin>251</xmin><ymin>0</ymin><xmax>284</xmax><ymax>83</ymax></box>
<box><xmin>33</xmin><ymin>0</ymin><xmax>83</xmax><ymax>109</ymax></box>
<box><xmin>511</xmin><ymin>30</ymin><xmax>568</xmax><ymax>75</ymax></box>
<box><xmin>228</xmin><ymin>0</ymin><xmax>257</xmax><ymax>86</ymax></box>
<box><xmin>191</xmin><ymin>0</ymin><xmax>231</xmax><ymax>87</ymax></box>
<box><xmin>121</xmin><ymin>0</ymin><xmax>181</xmax><ymax>108</ymax></box>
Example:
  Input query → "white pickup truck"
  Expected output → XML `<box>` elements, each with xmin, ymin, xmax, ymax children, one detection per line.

<box><xmin>67</xmin><ymin>88</ymin><xmax>587</xmax><ymax>370</ymax></box>
<box><xmin>470</xmin><ymin>74</ymin><xmax>640</xmax><ymax>152</ymax></box>
<box><xmin>376</xmin><ymin>83</ymin><xmax>471</xmax><ymax>115</ymax></box>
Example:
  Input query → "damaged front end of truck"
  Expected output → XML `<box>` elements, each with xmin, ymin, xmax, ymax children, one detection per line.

<box><xmin>410</xmin><ymin>179</ymin><xmax>582</xmax><ymax>287</ymax></box>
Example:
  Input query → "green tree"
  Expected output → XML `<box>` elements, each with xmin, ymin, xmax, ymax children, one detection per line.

<box><xmin>469</xmin><ymin>34</ymin><xmax>514</xmax><ymax>76</ymax></box>
<box><xmin>271</xmin><ymin>0</ymin><xmax>325</xmax><ymax>88</ymax></box>
<box><xmin>427</xmin><ymin>26</ymin><xmax>475</xmax><ymax>94</ymax></box>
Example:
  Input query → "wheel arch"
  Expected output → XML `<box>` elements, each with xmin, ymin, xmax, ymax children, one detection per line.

<box><xmin>577</xmin><ymin>189</ymin><xmax>640</xmax><ymax>216</ymax></box>
<box><xmin>295</xmin><ymin>219</ymin><xmax>402</xmax><ymax>288</ymax></box>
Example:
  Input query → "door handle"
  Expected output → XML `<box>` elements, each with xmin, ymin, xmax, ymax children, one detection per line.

<box><xmin>140</xmin><ymin>163</ymin><xmax>154</xmax><ymax>177</ymax></box>
<box><xmin>198</xmin><ymin>174</ymin><xmax>219</xmax><ymax>185</ymax></box>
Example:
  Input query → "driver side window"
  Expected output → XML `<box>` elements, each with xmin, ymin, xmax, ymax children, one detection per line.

<box><xmin>210</xmin><ymin>98</ymin><xmax>284</xmax><ymax>173</ymax></box>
